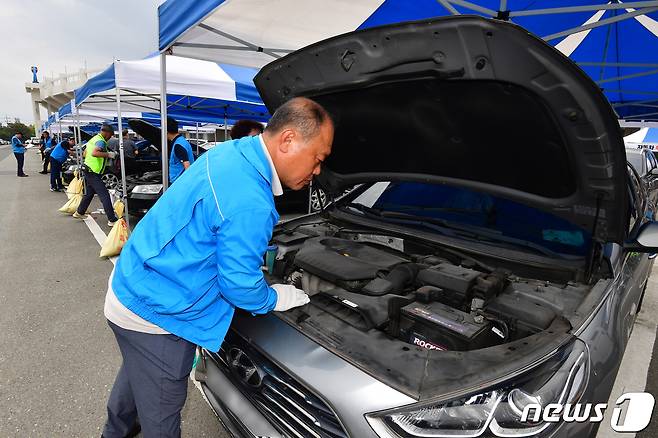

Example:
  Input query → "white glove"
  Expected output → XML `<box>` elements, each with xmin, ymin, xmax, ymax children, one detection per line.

<box><xmin>107</xmin><ymin>151</ymin><xmax>117</xmax><ymax>159</ymax></box>
<box><xmin>272</xmin><ymin>284</ymin><xmax>310</xmax><ymax>312</ymax></box>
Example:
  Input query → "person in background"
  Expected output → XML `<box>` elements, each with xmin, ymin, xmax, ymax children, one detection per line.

<box><xmin>39</xmin><ymin>131</ymin><xmax>54</xmax><ymax>174</ymax></box>
<box><xmin>49</xmin><ymin>137</ymin><xmax>75</xmax><ymax>192</ymax></box>
<box><xmin>73</xmin><ymin>124</ymin><xmax>119</xmax><ymax>226</ymax></box>
<box><xmin>121</xmin><ymin>129</ymin><xmax>136</xmax><ymax>159</ymax></box>
<box><xmin>11</xmin><ymin>131</ymin><xmax>28</xmax><ymax>177</ymax></box>
<box><xmin>166</xmin><ymin>118</ymin><xmax>194</xmax><ymax>184</ymax></box>
<box><xmin>230</xmin><ymin>119</ymin><xmax>264</xmax><ymax>140</ymax></box>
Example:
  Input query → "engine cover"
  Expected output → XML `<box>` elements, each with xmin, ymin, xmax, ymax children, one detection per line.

<box><xmin>293</xmin><ymin>237</ymin><xmax>406</xmax><ymax>283</ymax></box>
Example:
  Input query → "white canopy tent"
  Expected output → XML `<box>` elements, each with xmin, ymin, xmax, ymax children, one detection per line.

<box><xmin>71</xmin><ymin>54</ymin><xmax>268</xmax><ymax>219</ymax></box>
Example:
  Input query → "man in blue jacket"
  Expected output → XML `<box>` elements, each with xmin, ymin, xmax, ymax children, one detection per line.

<box><xmin>11</xmin><ymin>131</ymin><xmax>27</xmax><ymax>177</ymax></box>
<box><xmin>166</xmin><ymin>118</ymin><xmax>194</xmax><ymax>184</ymax></box>
<box><xmin>49</xmin><ymin>137</ymin><xmax>74</xmax><ymax>191</ymax></box>
<box><xmin>38</xmin><ymin>130</ymin><xmax>54</xmax><ymax>174</ymax></box>
<box><xmin>102</xmin><ymin>97</ymin><xmax>334</xmax><ymax>438</ymax></box>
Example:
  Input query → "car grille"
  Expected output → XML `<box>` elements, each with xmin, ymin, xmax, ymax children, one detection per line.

<box><xmin>207</xmin><ymin>330</ymin><xmax>349</xmax><ymax>438</ymax></box>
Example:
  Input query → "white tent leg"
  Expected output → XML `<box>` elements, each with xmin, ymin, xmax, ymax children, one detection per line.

<box><xmin>160</xmin><ymin>54</ymin><xmax>169</xmax><ymax>192</ymax></box>
<box><xmin>75</xmin><ymin>106</ymin><xmax>86</xmax><ymax>196</ymax></box>
<box><xmin>116</xmin><ymin>88</ymin><xmax>130</xmax><ymax>229</ymax></box>
<box><xmin>196</xmin><ymin>122</ymin><xmax>199</xmax><ymax>155</ymax></box>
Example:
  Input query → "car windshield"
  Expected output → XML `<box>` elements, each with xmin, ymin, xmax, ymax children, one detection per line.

<box><xmin>627</xmin><ymin>152</ymin><xmax>644</xmax><ymax>174</ymax></box>
<box><xmin>345</xmin><ymin>182</ymin><xmax>591</xmax><ymax>257</ymax></box>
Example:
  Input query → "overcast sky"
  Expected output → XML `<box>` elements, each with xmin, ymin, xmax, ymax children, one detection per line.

<box><xmin>0</xmin><ymin>0</ymin><xmax>163</xmax><ymax>124</ymax></box>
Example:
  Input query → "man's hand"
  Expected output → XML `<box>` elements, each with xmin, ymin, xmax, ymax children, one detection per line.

<box><xmin>271</xmin><ymin>284</ymin><xmax>310</xmax><ymax>311</ymax></box>
<box><xmin>107</xmin><ymin>151</ymin><xmax>117</xmax><ymax>159</ymax></box>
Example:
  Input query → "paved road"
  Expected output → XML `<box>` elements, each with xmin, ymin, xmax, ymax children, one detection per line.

<box><xmin>0</xmin><ymin>150</ymin><xmax>228</xmax><ymax>437</ymax></box>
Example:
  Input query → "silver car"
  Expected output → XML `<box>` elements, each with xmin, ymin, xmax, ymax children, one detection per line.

<box><xmin>194</xmin><ymin>16</ymin><xmax>658</xmax><ymax>438</ymax></box>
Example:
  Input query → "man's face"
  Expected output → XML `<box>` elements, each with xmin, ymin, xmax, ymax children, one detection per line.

<box><xmin>17</xmin><ymin>133</ymin><xmax>22</xmax><ymax>139</ymax></box>
<box><xmin>274</xmin><ymin>122</ymin><xmax>334</xmax><ymax>190</ymax></box>
<box><xmin>101</xmin><ymin>130</ymin><xmax>113</xmax><ymax>141</ymax></box>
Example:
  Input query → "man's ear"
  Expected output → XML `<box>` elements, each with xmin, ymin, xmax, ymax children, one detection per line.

<box><xmin>279</xmin><ymin>129</ymin><xmax>294</xmax><ymax>153</ymax></box>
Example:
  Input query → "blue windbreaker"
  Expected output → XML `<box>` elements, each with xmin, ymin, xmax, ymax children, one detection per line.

<box><xmin>112</xmin><ymin>135</ymin><xmax>279</xmax><ymax>351</ymax></box>
<box><xmin>169</xmin><ymin>135</ymin><xmax>195</xmax><ymax>184</ymax></box>
<box><xmin>11</xmin><ymin>135</ymin><xmax>25</xmax><ymax>153</ymax></box>
<box><xmin>50</xmin><ymin>141</ymin><xmax>69</xmax><ymax>163</ymax></box>
<box><xmin>41</xmin><ymin>137</ymin><xmax>53</xmax><ymax>151</ymax></box>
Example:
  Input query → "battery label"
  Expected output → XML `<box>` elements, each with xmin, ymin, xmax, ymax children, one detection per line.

<box><xmin>411</xmin><ymin>333</ymin><xmax>446</xmax><ymax>351</ymax></box>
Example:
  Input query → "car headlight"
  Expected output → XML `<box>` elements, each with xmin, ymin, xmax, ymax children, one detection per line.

<box><xmin>131</xmin><ymin>184</ymin><xmax>163</xmax><ymax>195</ymax></box>
<box><xmin>366</xmin><ymin>340</ymin><xmax>589</xmax><ymax>438</ymax></box>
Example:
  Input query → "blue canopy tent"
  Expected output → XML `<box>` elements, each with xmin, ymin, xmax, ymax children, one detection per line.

<box><xmin>158</xmin><ymin>0</ymin><xmax>658</xmax><ymax>122</ymax></box>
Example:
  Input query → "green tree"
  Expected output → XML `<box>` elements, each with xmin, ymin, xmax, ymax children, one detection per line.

<box><xmin>0</xmin><ymin>121</ymin><xmax>35</xmax><ymax>140</ymax></box>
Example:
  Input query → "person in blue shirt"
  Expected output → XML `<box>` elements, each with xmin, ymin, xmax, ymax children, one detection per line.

<box><xmin>49</xmin><ymin>137</ymin><xmax>74</xmax><ymax>191</ymax></box>
<box><xmin>165</xmin><ymin>117</ymin><xmax>194</xmax><ymax>184</ymax></box>
<box><xmin>11</xmin><ymin>131</ymin><xmax>27</xmax><ymax>177</ymax></box>
<box><xmin>101</xmin><ymin>98</ymin><xmax>334</xmax><ymax>438</ymax></box>
<box><xmin>38</xmin><ymin>130</ymin><xmax>54</xmax><ymax>174</ymax></box>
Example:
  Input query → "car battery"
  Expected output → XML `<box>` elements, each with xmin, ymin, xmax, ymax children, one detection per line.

<box><xmin>399</xmin><ymin>301</ymin><xmax>502</xmax><ymax>351</ymax></box>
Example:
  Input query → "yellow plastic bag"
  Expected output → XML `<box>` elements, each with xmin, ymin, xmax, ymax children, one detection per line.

<box><xmin>59</xmin><ymin>193</ymin><xmax>82</xmax><ymax>215</ymax></box>
<box><xmin>66</xmin><ymin>176</ymin><xmax>83</xmax><ymax>200</ymax></box>
<box><xmin>113</xmin><ymin>200</ymin><xmax>125</xmax><ymax>219</ymax></box>
<box><xmin>100</xmin><ymin>218</ymin><xmax>129</xmax><ymax>258</ymax></box>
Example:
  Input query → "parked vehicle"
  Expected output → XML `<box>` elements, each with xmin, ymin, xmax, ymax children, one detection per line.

<box><xmin>627</xmin><ymin>147</ymin><xmax>658</xmax><ymax>209</ymax></box>
<box><xmin>193</xmin><ymin>16</ymin><xmax>658</xmax><ymax>438</ymax></box>
<box><xmin>61</xmin><ymin>142</ymin><xmax>161</xmax><ymax>191</ymax></box>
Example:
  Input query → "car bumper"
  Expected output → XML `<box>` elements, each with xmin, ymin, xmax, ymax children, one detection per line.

<box><xmin>127</xmin><ymin>193</ymin><xmax>158</xmax><ymax>216</ymax></box>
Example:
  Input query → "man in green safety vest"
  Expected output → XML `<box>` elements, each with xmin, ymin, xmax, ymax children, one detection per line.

<box><xmin>73</xmin><ymin>124</ymin><xmax>120</xmax><ymax>226</ymax></box>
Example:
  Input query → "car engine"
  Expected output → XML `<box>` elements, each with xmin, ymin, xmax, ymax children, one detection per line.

<box><xmin>266</xmin><ymin>221</ymin><xmax>585</xmax><ymax>352</ymax></box>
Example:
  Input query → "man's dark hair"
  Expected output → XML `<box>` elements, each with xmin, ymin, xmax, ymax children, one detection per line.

<box><xmin>264</xmin><ymin>97</ymin><xmax>332</xmax><ymax>140</ymax></box>
<box><xmin>167</xmin><ymin>117</ymin><xmax>179</xmax><ymax>134</ymax></box>
<box><xmin>43</xmin><ymin>131</ymin><xmax>49</xmax><ymax>136</ymax></box>
<box><xmin>101</xmin><ymin>124</ymin><xmax>114</xmax><ymax>135</ymax></box>
<box><xmin>230</xmin><ymin>119</ymin><xmax>264</xmax><ymax>140</ymax></box>
<box><xmin>122</xmin><ymin>129</ymin><xmax>128</xmax><ymax>137</ymax></box>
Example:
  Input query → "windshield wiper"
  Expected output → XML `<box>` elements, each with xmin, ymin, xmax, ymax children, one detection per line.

<box><xmin>343</xmin><ymin>204</ymin><xmax>479</xmax><ymax>240</ymax></box>
<box><xmin>344</xmin><ymin>204</ymin><xmax>578</xmax><ymax>260</ymax></box>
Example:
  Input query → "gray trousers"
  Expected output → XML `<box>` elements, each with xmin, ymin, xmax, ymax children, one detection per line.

<box><xmin>103</xmin><ymin>321</ymin><xmax>196</xmax><ymax>438</ymax></box>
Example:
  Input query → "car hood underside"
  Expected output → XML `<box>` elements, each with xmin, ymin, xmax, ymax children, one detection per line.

<box><xmin>255</xmin><ymin>16</ymin><xmax>628</xmax><ymax>243</ymax></box>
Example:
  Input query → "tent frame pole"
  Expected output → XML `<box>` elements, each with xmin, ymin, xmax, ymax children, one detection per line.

<box><xmin>115</xmin><ymin>87</ymin><xmax>130</xmax><ymax>229</ymax></box>
<box><xmin>511</xmin><ymin>1</ymin><xmax>658</xmax><ymax>17</ymax></box>
<box><xmin>196</xmin><ymin>122</ymin><xmax>200</xmax><ymax>156</ymax></box>
<box><xmin>75</xmin><ymin>105</ymin><xmax>86</xmax><ymax>196</ymax></box>
<box><xmin>160</xmin><ymin>54</ymin><xmax>169</xmax><ymax>192</ymax></box>
<box><xmin>596</xmin><ymin>68</ymin><xmax>658</xmax><ymax>85</ymax></box>
<box><xmin>544</xmin><ymin>7</ymin><xmax>658</xmax><ymax>41</ymax></box>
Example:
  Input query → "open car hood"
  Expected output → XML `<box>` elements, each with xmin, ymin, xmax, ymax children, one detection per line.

<box><xmin>254</xmin><ymin>16</ymin><xmax>628</xmax><ymax>244</ymax></box>
<box><xmin>128</xmin><ymin>119</ymin><xmax>162</xmax><ymax>149</ymax></box>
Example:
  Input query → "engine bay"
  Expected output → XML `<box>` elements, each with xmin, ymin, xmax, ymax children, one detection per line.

<box><xmin>266</xmin><ymin>220</ymin><xmax>588</xmax><ymax>352</ymax></box>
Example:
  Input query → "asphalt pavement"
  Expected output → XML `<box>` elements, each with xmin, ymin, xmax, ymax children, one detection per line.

<box><xmin>0</xmin><ymin>148</ymin><xmax>227</xmax><ymax>437</ymax></box>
